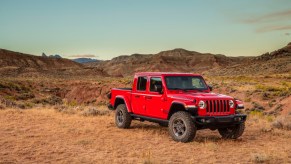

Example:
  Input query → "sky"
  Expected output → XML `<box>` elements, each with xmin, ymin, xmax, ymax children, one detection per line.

<box><xmin>0</xmin><ymin>0</ymin><xmax>290</xmax><ymax>60</ymax></box>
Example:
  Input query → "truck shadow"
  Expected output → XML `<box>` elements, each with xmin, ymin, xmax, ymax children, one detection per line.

<box><xmin>129</xmin><ymin>123</ymin><xmax>245</xmax><ymax>143</ymax></box>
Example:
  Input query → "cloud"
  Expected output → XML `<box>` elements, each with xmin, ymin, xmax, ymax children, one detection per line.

<box><xmin>256</xmin><ymin>25</ymin><xmax>291</xmax><ymax>33</ymax></box>
<box><xmin>242</xmin><ymin>9</ymin><xmax>291</xmax><ymax>23</ymax></box>
<box><xmin>69</xmin><ymin>54</ymin><xmax>98</xmax><ymax>58</ymax></box>
<box><xmin>238</xmin><ymin>9</ymin><xmax>291</xmax><ymax>33</ymax></box>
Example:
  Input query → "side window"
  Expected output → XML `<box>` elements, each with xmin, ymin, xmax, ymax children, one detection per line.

<box><xmin>150</xmin><ymin>77</ymin><xmax>162</xmax><ymax>92</ymax></box>
<box><xmin>137</xmin><ymin>76</ymin><xmax>147</xmax><ymax>91</ymax></box>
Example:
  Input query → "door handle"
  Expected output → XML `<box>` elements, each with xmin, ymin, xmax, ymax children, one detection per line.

<box><xmin>145</xmin><ymin>96</ymin><xmax>152</xmax><ymax>99</ymax></box>
<box><xmin>135</xmin><ymin>95</ymin><xmax>140</xmax><ymax>98</ymax></box>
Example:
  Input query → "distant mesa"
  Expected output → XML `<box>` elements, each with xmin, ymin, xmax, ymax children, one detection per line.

<box><xmin>72</xmin><ymin>58</ymin><xmax>101</xmax><ymax>64</ymax></box>
<box><xmin>42</xmin><ymin>52</ymin><xmax>62</xmax><ymax>58</ymax></box>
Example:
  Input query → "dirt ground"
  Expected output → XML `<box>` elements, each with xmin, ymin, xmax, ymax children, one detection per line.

<box><xmin>0</xmin><ymin>108</ymin><xmax>290</xmax><ymax>164</ymax></box>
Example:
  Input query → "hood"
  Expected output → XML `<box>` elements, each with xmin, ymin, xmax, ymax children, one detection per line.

<box><xmin>168</xmin><ymin>92</ymin><xmax>233</xmax><ymax>101</ymax></box>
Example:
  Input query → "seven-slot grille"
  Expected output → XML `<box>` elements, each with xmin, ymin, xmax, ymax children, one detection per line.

<box><xmin>205</xmin><ymin>100</ymin><xmax>230</xmax><ymax>114</ymax></box>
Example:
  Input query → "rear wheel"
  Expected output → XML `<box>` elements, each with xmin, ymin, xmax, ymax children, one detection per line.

<box><xmin>218</xmin><ymin>122</ymin><xmax>245</xmax><ymax>139</ymax></box>
<box><xmin>168</xmin><ymin>111</ymin><xmax>196</xmax><ymax>143</ymax></box>
<box><xmin>115</xmin><ymin>104</ymin><xmax>132</xmax><ymax>128</ymax></box>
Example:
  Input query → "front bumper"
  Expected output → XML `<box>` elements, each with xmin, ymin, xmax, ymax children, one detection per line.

<box><xmin>193</xmin><ymin>114</ymin><xmax>247</xmax><ymax>129</ymax></box>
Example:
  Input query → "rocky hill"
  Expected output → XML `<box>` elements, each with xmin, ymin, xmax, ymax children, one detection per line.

<box><xmin>85</xmin><ymin>43</ymin><xmax>291</xmax><ymax>77</ymax></box>
<box><xmin>0</xmin><ymin>49</ymin><xmax>108</xmax><ymax>77</ymax></box>
<box><xmin>85</xmin><ymin>48</ymin><xmax>254</xmax><ymax>77</ymax></box>
<box><xmin>207</xmin><ymin>43</ymin><xmax>291</xmax><ymax>76</ymax></box>
<box><xmin>1</xmin><ymin>43</ymin><xmax>290</xmax><ymax>77</ymax></box>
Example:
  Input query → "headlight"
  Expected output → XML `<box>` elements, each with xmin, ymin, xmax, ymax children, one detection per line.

<box><xmin>229</xmin><ymin>100</ymin><xmax>234</xmax><ymax>108</ymax></box>
<box><xmin>198</xmin><ymin>100</ymin><xmax>206</xmax><ymax>109</ymax></box>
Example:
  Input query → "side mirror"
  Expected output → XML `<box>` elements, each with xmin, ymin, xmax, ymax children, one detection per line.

<box><xmin>154</xmin><ymin>84</ymin><xmax>163</xmax><ymax>94</ymax></box>
<box><xmin>208</xmin><ymin>85</ymin><xmax>213</xmax><ymax>91</ymax></box>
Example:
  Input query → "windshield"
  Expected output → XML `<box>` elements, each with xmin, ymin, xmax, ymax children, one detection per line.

<box><xmin>165</xmin><ymin>76</ymin><xmax>208</xmax><ymax>91</ymax></box>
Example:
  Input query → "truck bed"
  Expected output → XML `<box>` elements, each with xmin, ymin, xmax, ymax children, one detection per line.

<box><xmin>110</xmin><ymin>88</ymin><xmax>132</xmax><ymax>109</ymax></box>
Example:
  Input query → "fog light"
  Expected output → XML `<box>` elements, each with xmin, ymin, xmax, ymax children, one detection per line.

<box><xmin>206</xmin><ymin>119</ymin><xmax>211</xmax><ymax>123</ymax></box>
<box><xmin>235</xmin><ymin>117</ymin><xmax>241</xmax><ymax>121</ymax></box>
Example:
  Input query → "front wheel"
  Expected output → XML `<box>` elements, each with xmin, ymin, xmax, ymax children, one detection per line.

<box><xmin>168</xmin><ymin>111</ymin><xmax>196</xmax><ymax>143</ymax></box>
<box><xmin>218</xmin><ymin>122</ymin><xmax>245</xmax><ymax>139</ymax></box>
<box><xmin>115</xmin><ymin>104</ymin><xmax>132</xmax><ymax>129</ymax></box>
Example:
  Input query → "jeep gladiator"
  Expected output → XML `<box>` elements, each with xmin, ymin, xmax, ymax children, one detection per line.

<box><xmin>108</xmin><ymin>72</ymin><xmax>246</xmax><ymax>142</ymax></box>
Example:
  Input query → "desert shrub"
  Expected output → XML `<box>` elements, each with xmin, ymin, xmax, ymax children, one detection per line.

<box><xmin>0</xmin><ymin>104</ymin><xmax>5</xmax><ymax>110</ymax></box>
<box><xmin>81</xmin><ymin>108</ymin><xmax>109</xmax><ymax>117</ymax></box>
<box><xmin>97</xmin><ymin>101</ymin><xmax>107</xmax><ymax>106</ymax></box>
<box><xmin>256</xmin><ymin>84</ymin><xmax>291</xmax><ymax>97</ymax></box>
<box><xmin>272</xmin><ymin>116</ymin><xmax>291</xmax><ymax>130</ymax></box>
<box><xmin>244</xmin><ymin>97</ymin><xmax>251</xmax><ymax>102</ymax></box>
<box><xmin>251</xmin><ymin>102</ymin><xmax>265</xmax><ymax>111</ymax></box>
<box><xmin>16</xmin><ymin>93</ymin><xmax>35</xmax><ymax>100</ymax></box>
<box><xmin>0</xmin><ymin>97</ymin><xmax>17</xmax><ymax>108</ymax></box>
<box><xmin>54</xmin><ymin>105</ymin><xmax>76</xmax><ymax>114</ymax></box>
<box><xmin>264</xmin><ymin>75</ymin><xmax>271</xmax><ymax>78</ymax></box>
<box><xmin>249</xmin><ymin>110</ymin><xmax>264</xmax><ymax>117</ymax></box>
<box><xmin>4</xmin><ymin>95</ymin><xmax>16</xmax><ymax>101</ymax></box>
<box><xmin>67</xmin><ymin>100</ymin><xmax>78</xmax><ymax>107</ymax></box>
<box><xmin>268</xmin><ymin>104</ymin><xmax>283</xmax><ymax>116</ymax></box>
<box><xmin>33</xmin><ymin>96</ymin><xmax>62</xmax><ymax>105</ymax></box>
<box><xmin>265</xmin><ymin>115</ymin><xmax>274</xmax><ymax>122</ymax></box>
<box><xmin>17</xmin><ymin>103</ymin><xmax>26</xmax><ymax>109</ymax></box>
<box><xmin>0</xmin><ymin>81</ymin><xmax>31</xmax><ymax>93</ymax></box>
<box><xmin>251</xmin><ymin>153</ymin><xmax>270</xmax><ymax>163</ymax></box>
<box><xmin>261</xmin><ymin>92</ymin><xmax>270</xmax><ymax>100</ymax></box>
<box><xmin>24</xmin><ymin>102</ymin><xmax>34</xmax><ymax>109</ymax></box>
<box><xmin>255</xmin><ymin>84</ymin><xmax>283</xmax><ymax>92</ymax></box>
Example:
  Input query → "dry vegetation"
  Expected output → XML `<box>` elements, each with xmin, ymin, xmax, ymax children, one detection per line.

<box><xmin>0</xmin><ymin>74</ymin><xmax>291</xmax><ymax>163</ymax></box>
<box><xmin>0</xmin><ymin>107</ymin><xmax>290</xmax><ymax>163</ymax></box>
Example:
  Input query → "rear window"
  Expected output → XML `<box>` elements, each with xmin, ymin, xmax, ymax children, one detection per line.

<box><xmin>137</xmin><ymin>76</ymin><xmax>147</xmax><ymax>91</ymax></box>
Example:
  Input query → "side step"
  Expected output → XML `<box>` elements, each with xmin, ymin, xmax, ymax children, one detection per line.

<box><xmin>130</xmin><ymin>114</ymin><xmax>168</xmax><ymax>124</ymax></box>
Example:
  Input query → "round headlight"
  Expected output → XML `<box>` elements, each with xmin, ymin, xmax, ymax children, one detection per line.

<box><xmin>198</xmin><ymin>100</ymin><xmax>206</xmax><ymax>109</ymax></box>
<box><xmin>229</xmin><ymin>100</ymin><xmax>234</xmax><ymax>108</ymax></box>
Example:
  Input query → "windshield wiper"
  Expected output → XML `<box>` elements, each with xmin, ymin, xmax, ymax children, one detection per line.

<box><xmin>169</xmin><ymin>88</ymin><xmax>206</xmax><ymax>92</ymax></box>
<box><xmin>169</xmin><ymin>88</ymin><xmax>192</xmax><ymax>92</ymax></box>
<box><xmin>169</xmin><ymin>88</ymin><xmax>188</xmax><ymax>92</ymax></box>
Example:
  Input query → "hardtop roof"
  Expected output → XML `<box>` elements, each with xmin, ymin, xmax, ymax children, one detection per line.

<box><xmin>135</xmin><ymin>72</ymin><xmax>201</xmax><ymax>76</ymax></box>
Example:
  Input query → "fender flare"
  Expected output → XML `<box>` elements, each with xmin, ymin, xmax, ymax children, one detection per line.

<box><xmin>114</xmin><ymin>96</ymin><xmax>132</xmax><ymax>112</ymax></box>
<box><xmin>171</xmin><ymin>101</ymin><xmax>187</xmax><ymax>108</ymax></box>
<box><xmin>167</xmin><ymin>101</ymin><xmax>187</xmax><ymax>119</ymax></box>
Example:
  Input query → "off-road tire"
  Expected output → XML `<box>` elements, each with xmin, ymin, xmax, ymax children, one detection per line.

<box><xmin>168</xmin><ymin>111</ymin><xmax>196</xmax><ymax>143</ymax></box>
<box><xmin>218</xmin><ymin>122</ymin><xmax>245</xmax><ymax>139</ymax></box>
<box><xmin>115</xmin><ymin>104</ymin><xmax>132</xmax><ymax>129</ymax></box>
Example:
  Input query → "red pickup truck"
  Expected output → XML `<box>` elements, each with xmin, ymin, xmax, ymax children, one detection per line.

<box><xmin>108</xmin><ymin>72</ymin><xmax>246</xmax><ymax>142</ymax></box>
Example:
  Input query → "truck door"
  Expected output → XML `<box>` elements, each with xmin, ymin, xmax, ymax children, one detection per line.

<box><xmin>131</xmin><ymin>76</ymin><xmax>147</xmax><ymax>115</ymax></box>
<box><xmin>145</xmin><ymin>77</ymin><xmax>166</xmax><ymax>119</ymax></box>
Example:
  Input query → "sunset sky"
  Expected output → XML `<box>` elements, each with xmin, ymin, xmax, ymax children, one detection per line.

<box><xmin>0</xmin><ymin>0</ymin><xmax>290</xmax><ymax>60</ymax></box>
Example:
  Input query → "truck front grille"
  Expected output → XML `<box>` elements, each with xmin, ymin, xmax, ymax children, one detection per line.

<box><xmin>205</xmin><ymin>100</ymin><xmax>230</xmax><ymax>115</ymax></box>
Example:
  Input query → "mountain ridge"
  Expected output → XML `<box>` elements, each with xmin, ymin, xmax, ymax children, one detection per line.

<box><xmin>0</xmin><ymin>43</ymin><xmax>290</xmax><ymax>77</ymax></box>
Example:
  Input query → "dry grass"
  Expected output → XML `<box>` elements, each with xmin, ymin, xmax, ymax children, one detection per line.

<box><xmin>0</xmin><ymin>108</ymin><xmax>291</xmax><ymax>163</ymax></box>
<box><xmin>0</xmin><ymin>75</ymin><xmax>290</xmax><ymax>163</ymax></box>
<box><xmin>272</xmin><ymin>116</ymin><xmax>291</xmax><ymax>130</ymax></box>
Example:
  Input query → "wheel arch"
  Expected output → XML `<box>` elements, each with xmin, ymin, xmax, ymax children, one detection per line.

<box><xmin>114</xmin><ymin>96</ymin><xmax>132</xmax><ymax>112</ymax></box>
<box><xmin>167</xmin><ymin>102</ymin><xmax>187</xmax><ymax>120</ymax></box>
